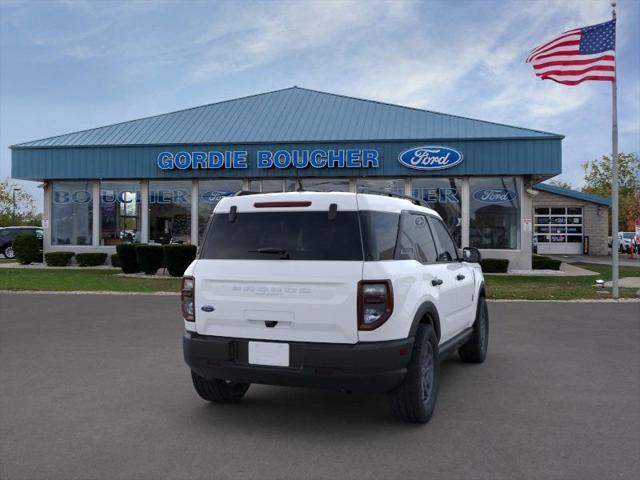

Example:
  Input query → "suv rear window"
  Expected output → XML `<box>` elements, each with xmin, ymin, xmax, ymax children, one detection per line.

<box><xmin>201</xmin><ymin>211</ymin><xmax>363</xmax><ymax>261</ymax></box>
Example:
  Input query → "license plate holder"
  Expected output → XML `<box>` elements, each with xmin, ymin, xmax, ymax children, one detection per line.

<box><xmin>248</xmin><ymin>341</ymin><xmax>290</xmax><ymax>367</ymax></box>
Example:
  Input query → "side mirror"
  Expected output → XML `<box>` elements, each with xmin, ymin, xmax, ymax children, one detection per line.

<box><xmin>462</xmin><ymin>247</ymin><xmax>482</xmax><ymax>263</ymax></box>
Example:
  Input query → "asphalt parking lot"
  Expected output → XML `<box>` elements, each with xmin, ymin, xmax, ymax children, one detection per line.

<box><xmin>1</xmin><ymin>294</ymin><xmax>638</xmax><ymax>480</ymax></box>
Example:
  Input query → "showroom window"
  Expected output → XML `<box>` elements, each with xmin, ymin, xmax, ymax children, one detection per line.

<box><xmin>198</xmin><ymin>179</ymin><xmax>243</xmax><ymax>240</ymax></box>
<box><xmin>412</xmin><ymin>177</ymin><xmax>463</xmax><ymax>247</ymax></box>
<box><xmin>469</xmin><ymin>177</ymin><xmax>520</xmax><ymax>249</ymax></box>
<box><xmin>357</xmin><ymin>178</ymin><xmax>405</xmax><ymax>195</ymax></box>
<box><xmin>249</xmin><ymin>179</ymin><xmax>285</xmax><ymax>193</ymax></box>
<box><xmin>149</xmin><ymin>181</ymin><xmax>191</xmax><ymax>244</ymax></box>
<box><xmin>100</xmin><ymin>181</ymin><xmax>141</xmax><ymax>245</ymax></box>
<box><xmin>289</xmin><ymin>178</ymin><xmax>350</xmax><ymax>192</ymax></box>
<box><xmin>51</xmin><ymin>181</ymin><xmax>94</xmax><ymax>245</ymax></box>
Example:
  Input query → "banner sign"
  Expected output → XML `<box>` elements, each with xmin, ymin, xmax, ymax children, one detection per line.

<box><xmin>157</xmin><ymin>149</ymin><xmax>380</xmax><ymax>170</ymax></box>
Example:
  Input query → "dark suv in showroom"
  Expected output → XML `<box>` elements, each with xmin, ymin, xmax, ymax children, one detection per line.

<box><xmin>0</xmin><ymin>226</ymin><xmax>43</xmax><ymax>259</ymax></box>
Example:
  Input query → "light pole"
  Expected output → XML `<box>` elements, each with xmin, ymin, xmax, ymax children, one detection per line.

<box><xmin>11</xmin><ymin>186</ymin><xmax>22</xmax><ymax>225</ymax></box>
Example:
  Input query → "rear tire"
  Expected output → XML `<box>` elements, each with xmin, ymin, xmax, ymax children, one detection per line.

<box><xmin>191</xmin><ymin>371</ymin><xmax>250</xmax><ymax>404</ymax></box>
<box><xmin>3</xmin><ymin>245</ymin><xmax>15</xmax><ymax>259</ymax></box>
<box><xmin>458</xmin><ymin>296</ymin><xmax>489</xmax><ymax>363</ymax></box>
<box><xmin>387</xmin><ymin>324</ymin><xmax>439</xmax><ymax>424</ymax></box>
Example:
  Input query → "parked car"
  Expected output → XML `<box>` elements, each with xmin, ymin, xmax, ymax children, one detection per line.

<box><xmin>182</xmin><ymin>191</ymin><xmax>488</xmax><ymax>424</ymax></box>
<box><xmin>0</xmin><ymin>226</ymin><xmax>43</xmax><ymax>259</ymax></box>
<box><xmin>620</xmin><ymin>232</ymin><xmax>635</xmax><ymax>252</ymax></box>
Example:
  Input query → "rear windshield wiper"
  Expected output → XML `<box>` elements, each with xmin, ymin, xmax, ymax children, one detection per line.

<box><xmin>249</xmin><ymin>247</ymin><xmax>290</xmax><ymax>259</ymax></box>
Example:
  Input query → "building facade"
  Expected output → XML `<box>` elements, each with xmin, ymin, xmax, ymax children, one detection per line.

<box><xmin>10</xmin><ymin>87</ymin><xmax>608</xmax><ymax>269</ymax></box>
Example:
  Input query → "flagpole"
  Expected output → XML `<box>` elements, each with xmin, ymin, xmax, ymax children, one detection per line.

<box><xmin>611</xmin><ymin>1</ymin><xmax>619</xmax><ymax>299</ymax></box>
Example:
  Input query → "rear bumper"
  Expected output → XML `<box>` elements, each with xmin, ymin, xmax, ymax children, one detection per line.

<box><xmin>183</xmin><ymin>332</ymin><xmax>414</xmax><ymax>393</ymax></box>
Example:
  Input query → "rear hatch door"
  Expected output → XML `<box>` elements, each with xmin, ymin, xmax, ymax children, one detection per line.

<box><xmin>194</xmin><ymin>193</ymin><xmax>363</xmax><ymax>344</ymax></box>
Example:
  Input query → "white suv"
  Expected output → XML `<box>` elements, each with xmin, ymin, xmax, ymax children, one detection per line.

<box><xmin>182</xmin><ymin>191</ymin><xmax>488</xmax><ymax>423</ymax></box>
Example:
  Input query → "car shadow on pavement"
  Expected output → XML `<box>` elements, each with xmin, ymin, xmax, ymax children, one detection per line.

<box><xmin>184</xmin><ymin>355</ymin><xmax>473</xmax><ymax>435</ymax></box>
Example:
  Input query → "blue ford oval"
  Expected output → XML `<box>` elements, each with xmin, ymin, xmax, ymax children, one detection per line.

<box><xmin>200</xmin><ymin>190</ymin><xmax>235</xmax><ymax>203</ymax></box>
<box><xmin>398</xmin><ymin>146</ymin><xmax>463</xmax><ymax>171</ymax></box>
<box><xmin>473</xmin><ymin>188</ymin><xmax>518</xmax><ymax>203</ymax></box>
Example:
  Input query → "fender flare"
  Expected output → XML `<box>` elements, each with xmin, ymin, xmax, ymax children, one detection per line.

<box><xmin>408</xmin><ymin>301</ymin><xmax>442</xmax><ymax>341</ymax></box>
<box><xmin>478</xmin><ymin>281</ymin><xmax>486</xmax><ymax>299</ymax></box>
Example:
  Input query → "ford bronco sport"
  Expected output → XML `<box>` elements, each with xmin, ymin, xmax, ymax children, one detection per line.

<box><xmin>182</xmin><ymin>191</ymin><xmax>488</xmax><ymax>423</ymax></box>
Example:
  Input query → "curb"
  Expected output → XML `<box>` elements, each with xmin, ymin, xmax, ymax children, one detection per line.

<box><xmin>488</xmin><ymin>298</ymin><xmax>640</xmax><ymax>303</ymax></box>
<box><xmin>0</xmin><ymin>290</ymin><xmax>638</xmax><ymax>302</ymax></box>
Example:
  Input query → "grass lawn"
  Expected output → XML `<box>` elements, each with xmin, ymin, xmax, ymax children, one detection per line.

<box><xmin>0</xmin><ymin>268</ymin><xmax>181</xmax><ymax>293</ymax></box>
<box><xmin>0</xmin><ymin>263</ymin><xmax>638</xmax><ymax>299</ymax></box>
<box><xmin>484</xmin><ymin>263</ymin><xmax>640</xmax><ymax>300</ymax></box>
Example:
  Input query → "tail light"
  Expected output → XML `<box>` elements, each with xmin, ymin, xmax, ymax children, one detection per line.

<box><xmin>181</xmin><ymin>276</ymin><xmax>195</xmax><ymax>322</ymax></box>
<box><xmin>357</xmin><ymin>280</ymin><xmax>393</xmax><ymax>330</ymax></box>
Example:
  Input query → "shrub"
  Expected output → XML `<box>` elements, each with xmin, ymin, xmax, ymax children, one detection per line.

<box><xmin>13</xmin><ymin>233</ymin><xmax>41</xmax><ymax>265</ymax></box>
<box><xmin>532</xmin><ymin>255</ymin><xmax>562</xmax><ymax>270</ymax></box>
<box><xmin>116</xmin><ymin>243</ymin><xmax>139</xmax><ymax>273</ymax></box>
<box><xmin>45</xmin><ymin>252</ymin><xmax>74</xmax><ymax>267</ymax></box>
<box><xmin>163</xmin><ymin>244</ymin><xmax>197</xmax><ymax>277</ymax></box>
<box><xmin>480</xmin><ymin>258</ymin><xmax>509</xmax><ymax>273</ymax></box>
<box><xmin>110</xmin><ymin>253</ymin><xmax>121</xmax><ymax>268</ymax></box>
<box><xmin>75</xmin><ymin>252</ymin><xmax>108</xmax><ymax>267</ymax></box>
<box><xmin>135</xmin><ymin>245</ymin><xmax>164</xmax><ymax>275</ymax></box>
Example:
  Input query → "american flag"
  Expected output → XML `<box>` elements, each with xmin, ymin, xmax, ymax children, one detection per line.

<box><xmin>527</xmin><ymin>19</ymin><xmax>616</xmax><ymax>85</ymax></box>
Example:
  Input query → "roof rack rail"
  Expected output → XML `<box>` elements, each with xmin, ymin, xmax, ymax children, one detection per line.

<box><xmin>362</xmin><ymin>190</ymin><xmax>431</xmax><ymax>208</ymax></box>
<box><xmin>234</xmin><ymin>190</ymin><xmax>258</xmax><ymax>196</ymax></box>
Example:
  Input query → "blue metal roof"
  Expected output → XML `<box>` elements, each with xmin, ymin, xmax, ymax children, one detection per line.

<box><xmin>533</xmin><ymin>183</ymin><xmax>611</xmax><ymax>206</ymax></box>
<box><xmin>12</xmin><ymin>87</ymin><xmax>562</xmax><ymax>148</ymax></box>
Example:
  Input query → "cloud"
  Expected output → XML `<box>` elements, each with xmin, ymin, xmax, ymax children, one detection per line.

<box><xmin>189</xmin><ymin>0</ymin><xmax>412</xmax><ymax>81</ymax></box>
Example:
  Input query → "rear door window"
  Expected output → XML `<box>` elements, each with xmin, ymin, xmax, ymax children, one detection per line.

<box><xmin>396</xmin><ymin>212</ymin><xmax>438</xmax><ymax>263</ymax></box>
<box><xmin>429</xmin><ymin>216</ymin><xmax>459</xmax><ymax>262</ymax></box>
<box><xmin>201</xmin><ymin>211</ymin><xmax>363</xmax><ymax>261</ymax></box>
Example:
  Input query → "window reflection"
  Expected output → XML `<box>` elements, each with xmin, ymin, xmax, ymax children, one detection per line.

<box><xmin>149</xmin><ymin>181</ymin><xmax>191</xmax><ymax>244</ymax></box>
<box><xmin>413</xmin><ymin>177</ymin><xmax>462</xmax><ymax>247</ymax></box>
<box><xmin>100</xmin><ymin>181</ymin><xmax>141</xmax><ymax>245</ymax></box>
<box><xmin>469</xmin><ymin>177</ymin><xmax>520</xmax><ymax>249</ymax></box>
<box><xmin>51</xmin><ymin>181</ymin><xmax>93</xmax><ymax>246</ymax></box>
<box><xmin>198</xmin><ymin>179</ymin><xmax>243</xmax><ymax>241</ymax></box>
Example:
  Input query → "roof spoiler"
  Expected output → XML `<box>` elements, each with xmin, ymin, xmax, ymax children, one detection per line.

<box><xmin>362</xmin><ymin>190</ymin><xmax>431</xmax><ymax>209</ymax></box>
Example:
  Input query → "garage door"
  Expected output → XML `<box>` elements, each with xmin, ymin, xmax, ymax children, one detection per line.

<box><xmin>535</xmin><ymin>207</ymin><xmax>583</xmax><ymax>254</ymax></box>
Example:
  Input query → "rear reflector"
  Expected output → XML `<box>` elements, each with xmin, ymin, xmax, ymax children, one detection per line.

<box><xmin>254</xmin><ymin>201</ymin><xmax>312</xmax><ymax>208</ymax></box>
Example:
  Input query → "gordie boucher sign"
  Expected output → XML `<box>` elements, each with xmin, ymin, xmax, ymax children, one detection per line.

<box><xmin>157</xmin><ymin>149</ymin><xmax>380</xmax><ymax>170</ymax></box>
<box><xmin>156</xmin><ymin>146</ymin><xmax>464</xmax><ymax>171</ymax></box>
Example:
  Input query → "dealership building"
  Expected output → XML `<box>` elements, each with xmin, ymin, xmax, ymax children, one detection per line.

<box><xmin>10</xmin><ymin>87</ymin><xmax>611</xmax><ymax>269</ymax></box>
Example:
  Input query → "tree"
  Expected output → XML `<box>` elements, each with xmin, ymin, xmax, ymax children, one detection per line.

<box><xmin>0</xmin><ymin>179</ymin><xmax>41</xmax><ymax>227</ymax></box>
<box><xmin>582</xmin><ymin>152</ymin><xmax>640</xmax><ymax>231</ymax></box>
<box><xmin>548</xmin><ymin>178</ymin><xmax>573</xmax><ymax>190</ymax></box>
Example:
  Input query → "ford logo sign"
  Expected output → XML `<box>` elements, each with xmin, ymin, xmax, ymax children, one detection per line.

<box><xmin>473</xmin><ymin>188</ymin><xmax>518</xmax><ymax>203</ymax></box>
<box><xmin>398</xmin><ymin>146</ymin><xmax>463</xmax><ymax>171</ymax></box>
<box><xmin>200</xmin><ymin>190</ymin><xmax>234</xmax><ymax>203</ymax></box>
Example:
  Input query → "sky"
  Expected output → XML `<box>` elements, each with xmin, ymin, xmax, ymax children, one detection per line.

<box><xmin>1</xmin><ymin>0</ymin><xmax>639</xmax><ymax>211</ymax></box>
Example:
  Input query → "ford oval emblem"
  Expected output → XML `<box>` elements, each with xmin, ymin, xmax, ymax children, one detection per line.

<box><xmin>200</xmin><ymin>190</ymin><xmax>233</xmax><ymax>204</ymax></box>
<box><xmin>473</xmin><ymin>188</ymin><xmax>518</xmax><ymax>203</ymax></box>
<box><xmin>398</xmin><ymin>146</ymin><xmax>463</xmax><ymax>171</ymax></box>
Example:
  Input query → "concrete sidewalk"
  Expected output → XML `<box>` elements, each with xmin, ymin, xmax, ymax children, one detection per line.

<box><xmin>0</xmin><ymin>261</ymin><xmax>118</xmax><ymax>270</ymax></box>
<box><xmin>491</xmin><ymin>262</ymin><xmax>599</xmax><ymax>276</ymax></box>
<box><xmin>549</xmin><ymin>253</ymin><xmax>640</xmax><ymax>267</ymax></box>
